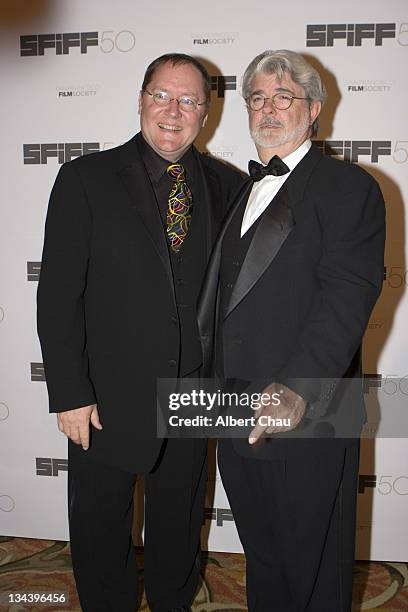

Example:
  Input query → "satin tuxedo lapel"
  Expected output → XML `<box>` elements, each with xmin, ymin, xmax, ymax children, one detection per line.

<box><xmin>225</xmin><ymin>184</ymin><xmax>294</xmax><ymax>319</ymax></box>
<box><xmin>198</xmin><ymin>179</ymin><xmax>252</xmax><ymax>330</ymax></box>
<box><xmin>225</xmin><ymin>144</ymin><xmax>324</xmax><ymax>319</ymax></box>
<box><xmin>198</xmin><ymin>145</ymin><xmax>324</xmax><ymax>350</ymax></box>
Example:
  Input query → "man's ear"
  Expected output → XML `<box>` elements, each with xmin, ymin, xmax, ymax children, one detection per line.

<box><xmin>309</xmin><ymin>100</ymin><xmax>321</xmax><ymax>126</ymax></box>
<box><xmin>202</xmin><ymin>112</ymin><xmax>208</xmax><ymax>128</ymax></box>
<box><xmin>138</xmin><ymin>91</ymin><xmax>143</xmax><ymax>115</ymax></box>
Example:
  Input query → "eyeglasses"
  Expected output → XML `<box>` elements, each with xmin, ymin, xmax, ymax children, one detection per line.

<box><xmin>143</xmin><ymin>89</ymin><xmax>206</xmax><ymax>112</ymax></box>
<box><xmin>246</xmin><ymin>92</ymin><xmax>310</xmax><ymax>111</ymax></box>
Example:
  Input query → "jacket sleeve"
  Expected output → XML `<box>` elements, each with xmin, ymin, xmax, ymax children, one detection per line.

<box><xmin>277</xmin><ymin>174</ymin><xmax>386</xmax><ymax>411</ymax></box>
<box><xmin>37</xmin><ymin>161</ymin><xmax>97</xmax><ymax>413</ymax></box>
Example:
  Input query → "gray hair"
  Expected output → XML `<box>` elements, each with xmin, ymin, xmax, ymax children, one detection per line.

<box><xmin>242</xmin><ymin>49</ymin><xmax>326</xmax><ymax>136</ymax></box>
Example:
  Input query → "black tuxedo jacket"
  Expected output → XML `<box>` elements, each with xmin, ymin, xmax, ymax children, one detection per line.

<box><xmin>37</xmin><ymin>133</ymin><xmax>242</xmax><ymax>472</ymax></box>
<box><xmin>198</xmin><ymin>144</ymin><xmax>385</xmax><ymax>447</ymax></box>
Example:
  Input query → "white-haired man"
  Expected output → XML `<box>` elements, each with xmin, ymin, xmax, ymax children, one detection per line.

<box><xmin>198</xmin><ymin>50</ymin><xmax>385</xmax><ymax>611</ymax></box>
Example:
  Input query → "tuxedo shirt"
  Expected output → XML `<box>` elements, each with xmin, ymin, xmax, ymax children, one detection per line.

<box><xmin>241</xmin><ymin>139</ymin><xmax>311</xmax><ymax>236</ymax></box>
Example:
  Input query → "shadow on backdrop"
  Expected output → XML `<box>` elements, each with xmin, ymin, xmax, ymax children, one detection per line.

<box><xmin>0</xmin><ymin>0</ymin><xmax>54</xmax><ymax>28</ymax></box>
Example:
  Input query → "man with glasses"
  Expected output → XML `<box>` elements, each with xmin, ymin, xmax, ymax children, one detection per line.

<box><xmin>198</xmin><ymin>50</ymin><xmax>385</xmax><ymax>610</ymax></box>
<box><xmin>37</xmin><ymin>53</ymin><xmax>242</xmax><ymax>612</ymax></box>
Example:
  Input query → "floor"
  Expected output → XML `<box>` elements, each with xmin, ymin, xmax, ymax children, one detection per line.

<box><xmin>1</xmin><ymin>537</ymin><xmax>407</xmax><ymax>611</ymax></box>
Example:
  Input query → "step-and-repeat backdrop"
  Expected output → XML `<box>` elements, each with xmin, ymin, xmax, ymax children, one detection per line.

<box><xmin>1</xmin><ymin>0</ymin><xmax>407</xmax><ymax>560</ymax></box>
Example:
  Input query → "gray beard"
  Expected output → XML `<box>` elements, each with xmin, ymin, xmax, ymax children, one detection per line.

<box><xmin>250</xmin><ymin>117</ymin><xmax>310</xmax><ymax>149</ymax></box>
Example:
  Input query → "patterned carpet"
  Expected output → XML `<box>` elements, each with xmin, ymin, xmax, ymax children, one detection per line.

<box><xmin>0</xmin><ymin>536</ymin><xmax>407</xmax><ymax>611</ymax></box>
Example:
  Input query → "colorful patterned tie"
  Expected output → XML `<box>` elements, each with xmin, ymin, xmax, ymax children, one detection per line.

<box><xmin>166</xmin><ymin>164</ymin><xmax>193</xmax><ymax>252</ymax></box>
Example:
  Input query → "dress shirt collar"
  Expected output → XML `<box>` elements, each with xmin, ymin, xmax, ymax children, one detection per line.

<box><xmin>139</xmin><ymin>133</ymin><xmax>195</xmax><ymax>184</ymax></box>
<box><xmin>280</xmin><ymin>138</ymin><xmax>311</xmax><ymax>173</ymax></box>
<box><xmin>239</xmin><ymin>139</ymin><xmax>312</xmax><ymax>238</ymax></box>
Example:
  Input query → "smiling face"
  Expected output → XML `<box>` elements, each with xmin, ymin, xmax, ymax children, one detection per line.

<box><xmin>138</xmin><ymin>61</ymin><xmax>208</xmax><ymax>162</ymax></box>
<box><xmin>248</xmin><ymin>71</ymin><xmax>321</xmax><ymax>162</ymax></box>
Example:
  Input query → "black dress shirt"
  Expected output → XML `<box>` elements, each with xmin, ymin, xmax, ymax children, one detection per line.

<box><xmin>139</xmin><ymin>135</ymin><xmax>195</xmax><ymax>224</ymax></box>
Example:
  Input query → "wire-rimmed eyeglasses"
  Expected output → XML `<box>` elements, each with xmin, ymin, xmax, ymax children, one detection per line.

<box><xmin>142</xmin><ymin>89</ymin><xmax>206</xmax><ymax>112</ymax></box>
<box><xmin>246</xmin><ymin>92</ymin><xmax>310</xmax><ymax>111</ymax></box>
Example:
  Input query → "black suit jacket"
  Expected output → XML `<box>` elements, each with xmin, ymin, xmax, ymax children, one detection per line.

<box><xmin>198</xmin><ymin>144</ymin><xmax>385</xmax><ymax>449</ymax></box>
<box><xmin>37</xmin><ymin>132</ymin><xmax>242</xmax><ymax>472</ymax></box>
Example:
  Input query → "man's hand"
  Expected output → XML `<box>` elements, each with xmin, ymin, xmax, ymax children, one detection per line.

<box><xmin>57</xmin><ymin>404</ymin><xmax>102</xmax><ymax>450</ymax></box>
<box><xmin>249</xmin><ymin>382</ymin><xmax>306</xmax><ymax>444</ymax></box>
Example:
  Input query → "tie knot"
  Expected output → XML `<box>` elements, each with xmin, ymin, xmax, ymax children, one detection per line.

<box><xmin>248</xmin><ymin>155</ymin><xmax>290</xmax><ymax>182</ymax></box>
<box><xmin>167</xmin><ymin>163</ymin><xmax>186</xmax><ymax>182</ymax></box>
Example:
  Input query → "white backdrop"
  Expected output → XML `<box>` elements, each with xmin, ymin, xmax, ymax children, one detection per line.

<box><xmin>0</xmin><ymin>0</ymin><xmax>407</xmax><ymax>561</ymax></box>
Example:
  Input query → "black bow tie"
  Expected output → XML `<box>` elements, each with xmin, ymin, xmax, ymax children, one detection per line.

<box><xmin>248</xmin><ymin>156</ymin><xmax>290</xmax><ymax>182</ymax></box>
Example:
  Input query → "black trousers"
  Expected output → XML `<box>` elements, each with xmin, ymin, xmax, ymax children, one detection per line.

<box><xmin>68</xmin><ymin>438</ymin><xmax>207</xmax><ymax>612</ymax></box>
<box><xmin>218</xmin><ymin>438</ymin><xmax>359</xmax><ymax>612</ymax></box>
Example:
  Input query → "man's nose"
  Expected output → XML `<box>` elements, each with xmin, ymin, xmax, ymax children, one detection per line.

<box><xmin>262</xmin><ymin>98</ymin><xmax>277</xmax><ymax>114</ymax></box>
<box><xmin>165</xmin><ymin>98</ymin><xmax>182</xmax><ymax>117</ymax></box>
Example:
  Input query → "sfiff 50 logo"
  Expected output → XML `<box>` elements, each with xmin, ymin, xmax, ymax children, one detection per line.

<box><xmin>23</xmin><ymin>142</ymin><xmax>100</xmax><ymax>164</ymax></box>
<box><xmin>36</xmin><ymin>458</ymin><xmax>68</xmax><ymax>476</ymax></box>
<box><xmin>314</xmin><ymin>140</ymin><xmax>391</xmax><ymax>163</ymax></box>
<box><xmin>306</xmin><ymin>23</ymin><xmax>407</xmax><ymax>46</ymax></box>
<box><xmin>210</xmin><ymin>75</ymin><xmax>236</xmax><ymax>98</ymax></box>
<box><xmin>359</xmin><ymin>474</ymin><xmax>408</xmax><ymax>495</ymax></box>
<box><xmin>20</xmin><ymin>30</ymin><xmax>135</xmax><ymax>56</ymax></box>
<box><xmin>315</xmin><ymin>140</ymin><xmax>408</xmax><ymax>164</ymax></box>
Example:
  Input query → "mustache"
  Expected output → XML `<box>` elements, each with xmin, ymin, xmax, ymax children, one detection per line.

<box><xmin>256</xmin><ymin>117</ymin><xmax>283</xmax><ymax>128</ymax></box>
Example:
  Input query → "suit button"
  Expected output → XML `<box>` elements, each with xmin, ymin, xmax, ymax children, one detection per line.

<box><xmin>176</xmin><ymin>279</ymin><xmax>185</xmax><ymax>286</ymax></box>
<box><xmin>226</xmin><ymin>283</ymin><xmax>233</xmax><ymax>289</ymax></box>
<box><xmin>171</xmin><ymin>316</ymin><xmax>177</xmax><ymax>324</ymax></box>
<box><xmin>169</xmin><ymin>359</ymin><xmax>177</xmax><ymax>367</ymax></box>
<box><xmin>233</xmin><ymin>261</ymin><xmax>240</xmax><ymax>266</ymax></box>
